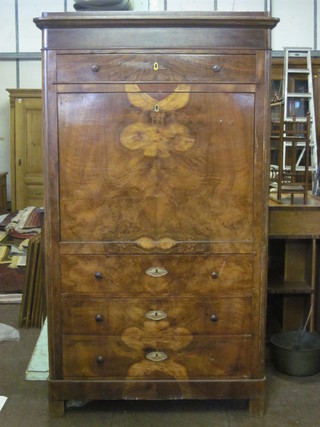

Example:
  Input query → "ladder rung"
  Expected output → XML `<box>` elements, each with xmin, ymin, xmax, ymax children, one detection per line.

<box><xmin>288</xmin><ymin>52</ymin><xmax>309</xmax><ymax>58</ymax></box>
<box><xmin>284</xmin><ymin>142</ymin><xmax>315</xmax><ymax>147</ymax></box>
<box><xmin>285</xmin><ymin>48</ymin><xmax>311</xmax><ymax>57</ymax></box>
<box><xmin>287</xmin><ymin>69</ymin><xmax>310</xmax><ymax>74</ymax></box>
<box><xmin>287</xmin><ymin>92</ymin><xmax>311</xmax><ymax>98</ymax></box>
<box><xmin>284</xmin><ymin>47</ymin><xmax>312</xmax><ymax>50</ymax></box>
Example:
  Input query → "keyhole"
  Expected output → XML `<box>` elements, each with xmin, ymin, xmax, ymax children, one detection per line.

<box><xmin>154</xmin><ymin>62</ymin><xmax>159</xmax><ymax>71</ymax></box>
<box><xmin>154</xmin><ymin>104</ymin><xmax>160</xmax><ymax>113</ymax></box>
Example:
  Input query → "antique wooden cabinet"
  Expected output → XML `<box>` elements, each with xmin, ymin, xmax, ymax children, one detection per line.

<box><xmin>34</xmin><ymin>12</ymin><xmax>278</xmax><ymax>414</ymax></box>
<box><xmin>7</xmin><ymin>89</ymin><xmax>43</xmax><ymax>210</ymax></box>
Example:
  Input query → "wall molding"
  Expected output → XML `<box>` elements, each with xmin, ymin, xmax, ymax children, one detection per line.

<box><xmin>2</xmin><ymin>51</ymin><xmax>320</xmax><ymax>60</ymax></box>
<box><xmin>0</xmin><ymin>52</ymin><xmax>41</xmax><ymax>60</ymax></box>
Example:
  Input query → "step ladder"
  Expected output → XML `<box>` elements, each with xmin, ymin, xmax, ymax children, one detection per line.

<box><xmin>283</xmin><ymin>47</ymin><xmax>319</xmax><ymax>195</ymax></box>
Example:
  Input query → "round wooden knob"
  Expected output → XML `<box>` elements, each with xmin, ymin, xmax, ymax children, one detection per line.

<box><xmin>210</xmin><ymin>314</ymin><xmax>218</xmax><ymax>322</ymax></box>
<box><xmin>95</xmin><ymin>314</ymin><xmax>103</xmax><ymax>322</ymax></box>
<box><xmin>97</xmin><ymin>356</ymin><xmax>104</xmax><ymax>364</ymax></box>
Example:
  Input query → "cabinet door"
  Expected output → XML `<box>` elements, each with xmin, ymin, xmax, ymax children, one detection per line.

<box><xmin>15</xmin><ymin>97</ymin><xmax>43</xmax><ymax>209</ymax></box>
<box><xmin>58</xmin><ymin>87</ymin><xmax>254</xmax><ymax>245</ymax></box>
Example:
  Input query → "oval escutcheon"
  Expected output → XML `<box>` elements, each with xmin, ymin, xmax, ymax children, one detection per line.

<box><xmin>146</xmin><ymin>351</ymin><xmax>168</xmax><ymax>362</ymax></box>
<box><xmin>145</xmin><ymin>310</ymin><xmax>167</xmax><ymax>321</ymax></box>
<box><xmin>146</xmin><ymin>267</ymin><xmax>168</xmax><ymax>277</ymax></box>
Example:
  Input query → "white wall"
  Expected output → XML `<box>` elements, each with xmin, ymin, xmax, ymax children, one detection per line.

<box><xmin>272</xmin><ymin>0</ymin><xmax>314</xmax><ymax>50</ymax></box>
<box><xmin>0</xmin><ymin>0</ymin><xmax>318</xmax><ymax>203</ymax></box>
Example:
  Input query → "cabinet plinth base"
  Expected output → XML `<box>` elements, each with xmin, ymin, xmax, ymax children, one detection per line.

<box><xmin>48</xmin><ymin>399</ymin><xmax>65</xmax><ymax>417</ymax></box>
<box><xmin>48</xmin><ymin>378</ymin><xmax>266</xmax><ymax>415</ymax></box>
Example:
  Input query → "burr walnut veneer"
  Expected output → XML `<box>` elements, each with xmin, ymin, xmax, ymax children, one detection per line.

<box><xmin>34</xmin><ymin>12</ymin><xmax>278</xmax><ymax>415</ymax></box>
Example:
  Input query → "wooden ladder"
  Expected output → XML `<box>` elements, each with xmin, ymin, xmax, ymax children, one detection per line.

<box><xmin>283</xmin><ymin>47</ymin><xmax>318</xmax><ymax>195</ymax></box>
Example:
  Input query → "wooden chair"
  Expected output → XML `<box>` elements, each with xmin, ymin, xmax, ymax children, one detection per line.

<box><xmin>270</xmin><ymin>102</ymin><xmax>311</xmax><ymax>203</ymax></box>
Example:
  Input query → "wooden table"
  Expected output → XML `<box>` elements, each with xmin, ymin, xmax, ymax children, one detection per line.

<box><xmin>268</xmin><ymin>193</ymin><xmax>320</xmax><ymax>332</ymax></box>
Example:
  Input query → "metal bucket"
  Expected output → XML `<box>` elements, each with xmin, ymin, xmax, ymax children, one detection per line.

<box><xmin>270</xmin><ymin>331</ymin><xmax>320</xmax><ymax>376</ymax></box>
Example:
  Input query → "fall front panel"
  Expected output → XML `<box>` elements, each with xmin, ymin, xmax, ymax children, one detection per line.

<box><xmin>58</xmin><ymin>89</ymin><xmax>254</xmax><ymax>243</ymax></box>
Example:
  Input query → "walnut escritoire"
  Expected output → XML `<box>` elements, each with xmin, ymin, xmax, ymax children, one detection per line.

<box><xmin>34</xmin><ymin>11</ymin><xmax>278</xmax><ymax>415</ymax></box>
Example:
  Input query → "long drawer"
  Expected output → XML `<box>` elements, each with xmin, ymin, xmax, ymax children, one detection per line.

<box><xmin>61</xmin><ymin>296</ymin><xmax>252</xmax><ymax>336</ymax></box>
<box><xmin>62</xmin><ymin>335</ymin><xmax>252</xmax><ymax>379</ymax></box>
<box><xmin>60</xmin><ymin>254</ymin><xmax>253</xmax><ymax>294</ymax></box>
<box><xmin>56</xmin><ymin>53</ymin><xmax>256</xmax><ymax>83</ymax></box>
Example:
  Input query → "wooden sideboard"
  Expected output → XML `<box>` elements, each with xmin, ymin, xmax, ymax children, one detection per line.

<box><xmin>34</xmin><ymin>11</ymin><xmax>278</xmax><ymax>415</ymax></box>
<box><xmin>268</xmin><ymin>194</ymin><xmax>320</xmax><ymax>333</ymax></box>
<box><xmin>7</xmin><ymin>89</ymin><xmax>43</xmax><ymax>211</ymax></box>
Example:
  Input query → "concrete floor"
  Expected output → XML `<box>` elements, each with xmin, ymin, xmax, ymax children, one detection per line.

<box><xmin>1</xmin><ymin>303</ymin><xmax>320</xmax><ymax>427</ymax></box>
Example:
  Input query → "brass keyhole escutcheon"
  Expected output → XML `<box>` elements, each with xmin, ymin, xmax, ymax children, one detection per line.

<box><xmin>146</xmin><ymin>267</ymin><xmax>168</xmax><ymax>277</ymax></box>
<box><xmin>153</xmin><ymin>62</ymin><xmax>159</xmax><ymax>71</ymax></box>
<box><xmin>154</xmin><ymin>104</ymin><xmax>160</xmax><ymax>113</ymax></box>
<box><xmin>146</xmin><ymin>310</ymin><xmax>167</xmax><ymax>321</ymax></box>
<box><xmin>146</xmin><ymin>351</ymin><xmax>168</xmax><ymax>362</ymax></box>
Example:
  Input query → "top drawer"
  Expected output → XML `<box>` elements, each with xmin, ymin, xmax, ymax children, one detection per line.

<box><xmin>56</xmin><ymin>53</ymin><xmax>256</xmax><ymax>83</ymax></box>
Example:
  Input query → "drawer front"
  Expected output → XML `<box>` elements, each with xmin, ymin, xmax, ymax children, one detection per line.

<box><xmin>269</xmin><ymin>209</ymin><xmax>320</xmax><ymax>237</ymax></box>
<box><xmin>61</xmin><ymin>296</ymin><xmax>252</xmax><ymax>336</ymax></box>
<box><xmin>62</xmin><ymin>335</ymin><xmax>251</xmax><ymax>379</ymax></box>
<box><xmin>56</xmin><ymin>54</ymin><xmax>256</xmax><ymax>83</ymax></box>
<box><xmin>60</xmin><ymin>254</ymin><xmax>253</xmax><ymax>294</ymax></box>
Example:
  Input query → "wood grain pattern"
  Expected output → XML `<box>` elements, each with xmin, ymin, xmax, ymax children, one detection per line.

<box><xmin>60</xmin><ymin>254</ymin><xmax>253</xmax><ymax>294</ymax></box>
<box><xmin>61</xmin><ymin>296</ymin><xmax>252</xmax><ymax>335</ymax></box>
<box><xmin>56</xmin><ymin>53</ymin><xmax>256</xmax><ymax>83</ymax></box>
<box><xmin>62</xmin><ymin>335</ymin><xmax>252</xmax><ymax>379</ymax></box>
<box><xmin>35</xmin><ymin>11</ymin><xmax>279</xmax><ymax>31</ymax></box>
<box><xmin>269</xmin><ymin>209</ymin><xmax>320</xmax><ymax>237</ymax></box>
<box><xmin>36</xmin><ymin>12</ymin><xmax>277</xmax><ymax>414</ymax></box>
<box><xmin>58</xmin><ymin>90</ymin><xmax>254</xmax><ymax>243</ymax></box>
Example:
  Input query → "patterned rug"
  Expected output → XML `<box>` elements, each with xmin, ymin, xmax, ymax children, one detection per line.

<box><xmin>0</xmin><ymin>207</ymin><xmax>43</xmax><ymax>295</ymax></box>
<box><xmin>0</xmin><ymin>264</ymin><xmax>25</xmax><ymax>293</ymax></box>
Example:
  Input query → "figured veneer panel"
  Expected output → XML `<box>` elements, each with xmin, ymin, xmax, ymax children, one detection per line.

<box><xmin>62</xmin><ymin>335</ymin><xmax>252</xmax><ymax>379</ymax></box>
<box><xmin>60</xmin><ymin>254</ymin><xmax>253</xmax><ymax>294</ymax></box>
<box><xmin>61</xmin><ymin>296</ymin><xmax>252</xmax><ymax>335</ymax></box>
<box><xmin>56</xmin><ymin>53</ymin><xmax>256</xmax><ymax>83</ymax></box>
<box><xmin>58</xmin><ymin>91</ymin><xmax>254</xmax><ymax>242</ymax></box>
